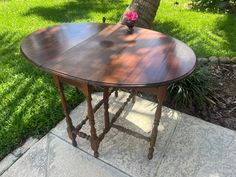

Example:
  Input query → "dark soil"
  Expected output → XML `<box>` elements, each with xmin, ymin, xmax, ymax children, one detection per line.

<box><xmin>202</xmin><ymin>64</ymin><xmax>236</xmax><ymax>130</ymax></box>
<box><xmin>174</xmin><ymin>63</ymin><xmax>236</xmax><ymax>130</ymax></box>
<box><xmin>141</xmin><ymin>63</ymin><xmax>236</xmax><ymax>130</ymax></box>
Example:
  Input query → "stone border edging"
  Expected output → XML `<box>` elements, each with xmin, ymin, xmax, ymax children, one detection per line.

<box><xmin>198</xmin><ymin>56</ymin><xmax>236</xmax><ymax>65</ymax></box>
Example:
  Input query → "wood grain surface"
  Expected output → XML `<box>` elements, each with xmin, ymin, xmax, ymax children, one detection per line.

<box><xmin>21</xmin><ymin>23</ymin><xmax>196</xmax><ymax>87</ymax></box>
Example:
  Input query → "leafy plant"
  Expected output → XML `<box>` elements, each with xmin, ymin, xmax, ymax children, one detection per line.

<box><xmin>190</xmin><ymin>0</ymin><xmax>236</xmax><ymax>14</ymax></box>
<box><xmin>166</xmin><ymin>65</ymin><xmax>213</xmax><ymax>112</ymax></box>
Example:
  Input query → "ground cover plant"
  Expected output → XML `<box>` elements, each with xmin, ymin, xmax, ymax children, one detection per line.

<box><xmin>190</xmin><ymin>0</ymin><xmax>236</xmax><ymax>14</ymax></box>
<box><xmin>0</xmin><ymin>0</ymin><xmax>235</xmax><ymax>159</ymax></box>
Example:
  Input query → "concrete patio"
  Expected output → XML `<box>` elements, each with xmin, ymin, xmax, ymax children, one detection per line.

<box><xmin>1</xmin><ymin>91</ymin><xmax>236</xmax><ymax>177</ymax></box>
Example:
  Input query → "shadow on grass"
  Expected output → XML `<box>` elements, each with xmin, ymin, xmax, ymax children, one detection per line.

<box><xmin>153</xmin><ymin>21</ymin><xmax>206</xmax><ymax>57</ymax></box>
<box><xmin>0</xmin><ymin>32</ymin><xmax>84</xmax><ymax>160</ymax></box>
<box><xmin>23</xmin><ymin>0</ymin><xmax>128</xmax><ymax>23</ymax></box>
<box><xmin>215</xmin><ymin>14</ymin><xmax>236</xmax><ymax>55</ymax></box>
<box><xmin>154</xmin><ymin>19</ymin><xmax>236</xmax><ymax>57</ymax></box>
<box><xmin>189</xmin><ymin>0</ymin><xmax>236</xmax><ymax>14</ymax></box>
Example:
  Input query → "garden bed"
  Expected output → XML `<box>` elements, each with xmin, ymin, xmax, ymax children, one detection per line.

<box><xmin>203</xmin><ymin>63</ymin><xmax>236</xmax><ymax>130</ymax></box>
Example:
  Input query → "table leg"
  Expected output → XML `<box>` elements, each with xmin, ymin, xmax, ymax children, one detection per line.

<box><xmin>103</xmin><ymin>87</ymin><xmax>110</xmax><ymax>132</ymax></box>
<box><xmin>148</xmin><ymin>85</ymin><xmax>167</xmax><ymax>159</ymax></box>
<box><xmin>132</xmin><ymin>89</ymin><xmax>137</xmax><ymax>103</ymax></box>
<box><xmin>53</xmin><ymin>75</ymin><xmax>77</xmax><ymax>147</ymax></box>
<box><xmin>115</xmin><ymin>90</ymin><xmax>118</xmax><ymax>97</ymax></box>
<box><xmin>86</xmin><ymin>85</ymin><xmax>99</xmax><ymax>158</ymax></box>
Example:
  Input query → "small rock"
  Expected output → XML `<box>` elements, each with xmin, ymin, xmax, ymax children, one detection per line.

<box><xmin>231</xmin><ymin>57</ymin><xmax>236</xmax><ymax>63</ymax></box>
<box><xmin>209</xmin><ymin>56</ymin><xmax>219</xmax><ymax>64</ymax></box>
<box><xmin>198</xmin><ymin>58</ymin><xmax>209</xmax><ymax>64</ymax></box>
<box><xmin>218</xmin><ymin>56</ymin><xmax>230</xmax><ymax>64</ymax></box>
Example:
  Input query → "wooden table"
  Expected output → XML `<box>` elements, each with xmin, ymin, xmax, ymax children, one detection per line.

<box><xmin>20</xmin><ymin>23</ymin><xmax>196</xmax><ymax>159</ymax></box>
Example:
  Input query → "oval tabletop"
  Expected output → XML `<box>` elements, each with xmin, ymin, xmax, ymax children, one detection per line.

<box><xmin>21</xmin><ymin>23</ymin><xmax>196</xmax><ymax>88</ymax></box>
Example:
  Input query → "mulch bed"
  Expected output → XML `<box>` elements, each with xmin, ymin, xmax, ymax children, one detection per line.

<box><xmin>142</xmin><ymin>60</ymin><xmax>236</xmax><ymax>131</ymax></box>
<box><xmin>173</xmin><ymin>62</ymin><xmax>236</xmax><ymax>130</ymax></box>
<box><xmin>202</xmin><ymin>63</ymin><xmax>236</xmax><ymax>130</ymax></box>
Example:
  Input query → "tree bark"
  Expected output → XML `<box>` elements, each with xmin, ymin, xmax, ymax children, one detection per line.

<box><xmin>121</xmin><ymin>0</ymin><xmax>162</xmax><ymax>29</ymax></box>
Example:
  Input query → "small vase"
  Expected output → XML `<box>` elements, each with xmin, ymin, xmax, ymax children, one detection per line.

<box><xmin>126</xmin><ymin>20</ymin><xmax>135</xmax><ymax>34</ymax></box>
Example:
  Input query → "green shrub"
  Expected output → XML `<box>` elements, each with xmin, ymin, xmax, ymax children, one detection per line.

<box><xmin>166</xmin><ymin>65</ymin><xmax>213</xmax><ymax>112</ymax></box>
<box><xmin>190</xmin><ymin>0</ymin><xmax>236</xmax><ymax>14</ymax></box>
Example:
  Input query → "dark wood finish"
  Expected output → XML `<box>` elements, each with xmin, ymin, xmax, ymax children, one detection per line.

<box><xmin>131</xmin><ymin>89</ymin><xmax>137</xmax><ymax>103</ymax></box>
<box><xmin>74</xmin><ymin>89</ymin><xmax>116</xmax><ymax>133</ymax></box>
<box><xmin>21</xmin><ymin>23</ymin><xmax>196</xmax><ymax>160</ymax></box>
<box><xmin>115</xmin><ymin>90</ymin><xmax>118</xmax><ymax>97</ymax></box>
<box><xmin>98</xmin><ymin>92</ymin><xmax>134</xmax><ymax>142</ymax></box>
<box><xmin>86</xmin><ymin>85</ymin><xmax>99</xmax><ymax>158</ymax></box>
<box><xmin>103</xmin><ymin>87</ymin><xmax>110</xmax><ymax>131</ymax></box>
<box><xmin>77</xmin><ymin>131</ymin><xmax>90</xmax><ymax>140</ymax></box>
<box><xmin>148</xmin><ymin>86</ymin><xmax>167</xmax><ymax>159</ymax></box>
<box><xmin>75</xmin><ymin>117</ymin><xmax>88</xmax><ymax>133</ymax></box>
<box><xmin>53</xmin><ymin>75</ymin><xmax>77</xmax><ymax>147</ymax></box>
<box><xmin>21</xmin><ymin>23</ymin><xmax>196</xmax><ymax>88</ymax></box>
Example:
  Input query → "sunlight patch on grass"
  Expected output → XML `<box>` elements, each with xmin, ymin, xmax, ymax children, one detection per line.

<box><xmin>0</xmin><ymin>0</ymin><xmax>235</xmax><ymax>160</ymax></box>
<box><xmin>0</xmin><ymin>0</ymin><xmax>128</xmax><ymax>159</ymax></box>
<box><xmin>156</xmin><ymin>0</ymin><xmax>236</xmax><ymax>57</ymax></box>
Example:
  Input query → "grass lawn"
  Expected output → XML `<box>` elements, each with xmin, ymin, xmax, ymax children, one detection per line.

<box><xmin>0</xmin><ymin>0</ymin><xmax>130</xmax><ymax>160</ymax></box>
<box><xmin>156</xmin><ymin>0</ymin><xmax>236</xmax><ymax>57</ymax></box>
<box><xmin>0</xmin><ymin>0</ymin><xmax>235</xmax><ymax>159</ymax></box>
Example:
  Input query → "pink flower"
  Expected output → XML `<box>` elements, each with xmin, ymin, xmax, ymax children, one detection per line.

<box><xmin>124</xmin><ymin>11</ymin><xmax>138</xmax><ymax>21</ymax></box>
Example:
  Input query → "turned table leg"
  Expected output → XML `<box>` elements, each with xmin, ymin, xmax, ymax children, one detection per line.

<box><xmin>148</xmin><ymin>85</ymin><xmax>167</xmax><ymax>159</ymax></box>
<box><xmin>132</xmin><ymin>89</ymin><xmax>137</xmax><ymax>103</ymax></box>
<box><xmin>86</xmin><ymin>85</ymin><xmax>100</xmax><ymax>158</ymax></box>
<box><xmin>115</xmin><ymin>90</ymin><xmax>118</xmax><ymax>97</ymax></box>
<box><xmin>53</xmin><ymin>75</ymin><xmax>77</xmax><ymax>147</ymax></box>
<box><xmin>103</xmin><ymin>87</ymin><xmax>110</xmax><ymax>132</ymax></box>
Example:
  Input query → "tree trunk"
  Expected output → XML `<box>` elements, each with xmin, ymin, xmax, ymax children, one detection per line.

<box><xmin>121</xmin><ymin>0</ymin><xmax>162</xmax><ymax>29</ymax></box>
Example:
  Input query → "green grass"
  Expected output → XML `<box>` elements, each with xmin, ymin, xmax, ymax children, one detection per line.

<box><xmin>0</xmin><ymin>0</ymin><xmax>236</xmax><ymax>160</ymax></box>
<box><xmin>155</xmin><ymin>0</ymin><xmax>236</xmax><ymax>57</ymax></box>
<box><xmin>0</xmin><ymin>0</ymin><xmax>129</xmax><ymax>160</ymax></box>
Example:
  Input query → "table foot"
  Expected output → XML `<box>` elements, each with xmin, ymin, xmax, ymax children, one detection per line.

<box><xmin>72</xmin><ymin>139</ymin><xmax>77</xmax><ymax>147</ymax></box>
<box><xmin>148</xmin><ymin>86</ymin><xmax>167</xmax><ymax>160</ymax></box>
<box><xmin>148</xmin><ymin>118</ymin><xmax>159</xmax><ymax>159</ymax></box>
<box><xmin>147</xmin><ymin>151</ymin><xmax>154</xmax><ymax>160</ymax></box>
<box><xmin>94</xmin><ymin>151</ymin><xmax>99</xmax><ymax>158</ymax></box>
<box><xmin>87</xmin><ymin>85</ymin><xmax>100</xmax><ymax>157</ymax></box>
<box><xmin>67</xmin><ymin>127</ymin><xmax>77</xmax><ymax>147</ymax></box>
<box><xmin>89</xmin><ymin>137</ymin><xmax>99</xmax><ymax>156</ymax></box>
